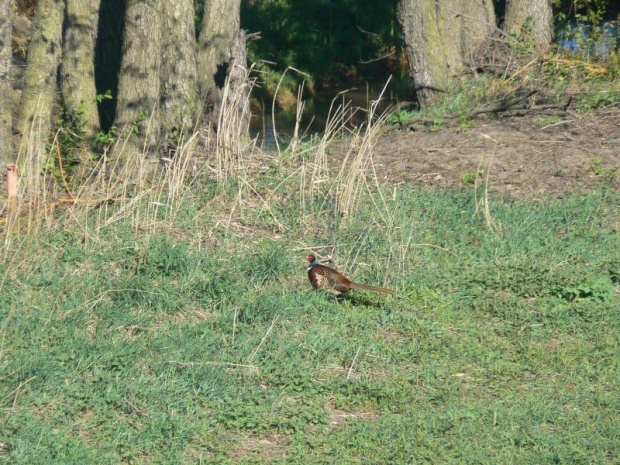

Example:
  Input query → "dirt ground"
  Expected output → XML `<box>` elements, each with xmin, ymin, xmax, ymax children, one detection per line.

<box><xmin>362</xmin><ymin>108</ymin><xmax>620</xmax><ymax>199</ymax></box>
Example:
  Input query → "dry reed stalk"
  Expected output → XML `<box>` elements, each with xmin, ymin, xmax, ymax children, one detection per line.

<box><xmin>289</xmin><ymin>82</ymin><xmax>306</xmax><ymax>160</ymax></box>
<box><xmin>246</xmin><ymin>314</ymin><xmax>279</xmax><ymax>364</ymax></box>
<box><xmin>270</xmin><ymin>67</ymin><xmax>309</xmax><ymax>157</ymax></box>
<box><xmin>473</xmin><ymin>133</ymin><xmax>500</xmax><ymax>234</ymax></box>
<box><xmin>482</xmin><ymin>150</ymin><xmax>499</xmax><ymax>234</ymax></box>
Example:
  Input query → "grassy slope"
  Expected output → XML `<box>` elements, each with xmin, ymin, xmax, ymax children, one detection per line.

<box><xmin>1</xmin><ymin>174</ymin><xmax>619</xmax><ymax>463</ymax></box>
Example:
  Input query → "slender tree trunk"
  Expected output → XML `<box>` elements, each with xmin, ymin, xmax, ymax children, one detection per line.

<box><xmin>16</xmin><ymin>0</ymin><xmax>65</xmax><ymax>175</ymax></box>
<box><xmin>398</xmin><ymin>0</ymin><xmax>495</xmax><ymax>107</ymax></box>
<box><xmin>0</xmin><ymin>0</ymin><xmax>13</xmax><ymax>165</ymax></box>
<box><xmin>196</xmin><ymin>0</ymin><xmax>242</xmax><ymax>118</ymax></box>
<box><xmin>61</xmin><ymin>0</ymin><xmax>101</xmax><ymax>140</ymax></box>
<box><xmin>504</xmin><ymin>0</ymin><xmax>552</xmax><ymax>48</ymax></box>
<box><xmin>160</xmin><ymin>0</ymin><xmax>197</xmax><ymax>156</ymax></box>
<box><xmin>115</xmin><ymin>0</ymin><xmax>161</xmax><ymax>158</ymax></box>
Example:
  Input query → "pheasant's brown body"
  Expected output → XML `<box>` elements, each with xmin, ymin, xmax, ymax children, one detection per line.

<box><xmin>307</xmin><ymin>255</ymin><xmax>394</xmax><ymax>295</ymax></box>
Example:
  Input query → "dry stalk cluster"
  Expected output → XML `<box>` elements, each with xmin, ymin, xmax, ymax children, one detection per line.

<box><xmin>215</xmin><ymin>63</ymin><xmax>257</xmax><ymax>181</ymax></box>
<box><xmin>298</xmin><ymin>92</ymin><xmax>354</xmax><ymax>215</ymax></box>
<box><xmin>293</xmin><ymin>79</ymin><xmax>395</xmax><ymax>228</ymax></box>
<box><xmin>2</xmin><ymin>112</ymin><xmax>204</xmax><ymax>258</ymax></box>
<box><xmin>334</xmin><ymin>83</ymin><xmax>394</xmax><ymax>222</ymax></box>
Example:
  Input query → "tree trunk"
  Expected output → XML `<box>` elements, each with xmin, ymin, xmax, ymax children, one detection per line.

<box><xmin>61</xmin><ymin>0</ymin><xmax>101</xmax><ymax>140</ymax></box>
<box><xmin>398</xmin><ymin>0</ymin><xmax>495</xmax><ymax>107</ymax></box>
<box><xmin>159</xmin><ymin>0</ymin><xmax>197</xmax><ymax>156</ymax></box>
<box><xmin>196</xmin><ymin>0</ymin><xmax>242</xmax><ymax>118</ymax></box>
<box><xmin>219</xmin><ymin>29</ymin><xmax>251</xmax><ymax>138</ymax></box>
<box><xmin>504</xmin><ymin>0</ymin><xmax>552</xmax><ymax>48</ymax></box>
<box><xmin>15</xmin><ymin>0</ymin><xmax>65</xmax><ymax>175</ymax></box>
<box><xmin>115</xmin><ymin>0</ymin><xmax>162</xmax><ymax>158</ymax></box>
<box><xmin>0</xmin><ymin>0</ymin><xmax>12</xmax><ymax>165</ymax></box>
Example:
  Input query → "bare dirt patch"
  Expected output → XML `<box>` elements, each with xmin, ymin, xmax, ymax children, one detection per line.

<box><xmin>231</xmin><ymin>434</ymin><xmax>289</xmax><ymax>462</ymax></box>
<box><xmin>327</xmin><ymin>403</ymin><xmax>380</xmax><ymax>429</ymax></box>
<box><xmin>363</xmin><ymin>109</ymin><xmax>620</xmax><ymax>199</ymax></box>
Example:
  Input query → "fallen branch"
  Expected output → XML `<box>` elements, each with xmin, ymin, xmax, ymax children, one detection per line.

<box><xmin>167</xmin><ymin>360</ymin><xmax>260</xmax><ymax>374</ymax></box>
<box><xmin>499</xmin><ymin>56</ymin><xmax>543</xmax><ymax>87</ymax></box>
<box><xmin>380</xmin><ymin>90</ymin><xmax>547</xmax><ymax>134</ymax></box>
<box><xmin>57</xmin><ymin>196</ymin><xmax>119</xmax><ymax>206</ymax></box>
<box><xmin>123</xmin><ymin>398</ymin><xmax>150</xmax><ymax>418</ymax></box>
<box><xmin>548</xmin><ymin>57</ymin><xmax>607</xmax><ymax>74</ymax></box>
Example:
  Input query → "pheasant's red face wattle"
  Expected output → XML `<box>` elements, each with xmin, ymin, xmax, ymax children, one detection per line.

<box><xmin>307</xmin><ymin>254</ymin><xmax>315</xmax><ymax>264</ymax></box>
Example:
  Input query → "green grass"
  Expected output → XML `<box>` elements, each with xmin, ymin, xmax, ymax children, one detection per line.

<box><xmin>1</xmin><ymin>176</ymin><xmax>619</xmax><ymax>463</ymax></box>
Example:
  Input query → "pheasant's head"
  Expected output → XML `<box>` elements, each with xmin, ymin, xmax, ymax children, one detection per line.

<box><xmin>307</xmin><ymin>254</ymin><xmax>318</xmax><ymax>269</ymax></box>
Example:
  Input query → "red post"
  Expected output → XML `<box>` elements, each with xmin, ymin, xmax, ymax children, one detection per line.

<box><xmin>7</xmin><ymin>164</ymin><xmax>17</xmax><ymax>214</ymax></box>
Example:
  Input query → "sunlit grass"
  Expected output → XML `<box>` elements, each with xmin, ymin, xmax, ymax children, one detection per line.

<box><xmin>1</xmin><ymin>169</ymin><xmax>618</xmax><ymax>462</ymax></box>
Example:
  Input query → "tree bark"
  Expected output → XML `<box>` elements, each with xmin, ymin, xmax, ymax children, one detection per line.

<box><xmin>398</xmin><ymin>0</ymin><xmax>495</xmax><ymax>107</ymax></box>
<box><xmin>219</xmin><ymin>29</ymin><xmax>251</xmax><ymax>138</ymax></box>
<box><xmin>15</xmin><ymin>0</ymin><xmax>65</xmax><ymax>174</ymax></box>
<box><xmin>115</xmin><ymin>0</ymin><xmax>162</xmax><ymax>158</ymax></box>
<box><xmin>159</xmin><ymin>0</ymin><xmax>197</xmax><ymax>156</ymax></box>
<box><xmin>196</xmin><ymin>0</ymin><xmax>242</xmax><ymax>118</ymax></box>
<box><xmin>504</xmin><ymin>0</ymin><xmax>552</xmax><ymax>48</ymax></box>
<box><xmin>61</xmin><ymin>0</ymin><xmax>101</xmax><ymax>140</ymax></box>
<box><xmin>0</xmin><ymin>0</ymin><xmax>12</xmax><ymax>165</ymax></box>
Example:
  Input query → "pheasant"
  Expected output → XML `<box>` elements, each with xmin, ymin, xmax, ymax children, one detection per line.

<box><xmin>306</xmin><ymin>254</ymin><xmax>394</xmax><ymax>295</ymax></box>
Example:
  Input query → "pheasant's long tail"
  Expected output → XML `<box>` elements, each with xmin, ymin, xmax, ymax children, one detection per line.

<box><xmin>349</xmin><ymin>282</ymin><xmax>395</xmax><ymax>294</ymax></box>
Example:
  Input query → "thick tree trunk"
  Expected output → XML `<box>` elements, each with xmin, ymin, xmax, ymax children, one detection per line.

<box><xmin>61</xmin><ymin>0</ymin><xmax>101</xmax><ymax>140</ymax></box>
<box><xmin>504</xmin><ymin>0</ymin><xmax>552</xmax><ymax>48</ymax></box>
<box><xmin>160</xmin><ymin>0</ymin><xmax>197</xmax><ymax>156</ymax></box>
<box><xmin>115</xmin><ymin>0</ymin><xmax>162</xmax><ymax>158</ymax></box>
<box><xmin>398</xmin><ymin>0</ymin><xmax>495</xmax><ymax>107</ymax></box>
<box><xmin>15</xmin><ymin>0</ymin><xmax>65</xmax><ymax>175</ymax></box>
<box><xmin>0</xmin><ymin>0</ymin><xmax>12</xmax><ymax>165</ymax></box>
<box><xmin>196</xmin><ymin>0</ymin><xmax>242</xmax><ymax>118</ymax></box>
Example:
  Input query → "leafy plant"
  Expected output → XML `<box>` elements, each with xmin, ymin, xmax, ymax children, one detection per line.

<box><xmin>45</xmin><ymin>106</ymin><xmax>88</xmax><ymax>181</ymax></box>
<box><xmin>460</xmin><ymin>170</ymin><xmax>483</xmax><ymax>185</ymax></box>
<box><xmin>139</xmin><ymin>236</ymin><xmax>190</xmax><ymax>277</ymax></box>
<box><xmin>577</xmin><ymin>90</ymin><xmax>620</xmax><ymax>111</ymax></box>
<box><xmin>94</xmin><ymin>126</ymin><xmax>117</xmax><ymax>150</ymax></box>
<box><xmin>586</xmin><ymin>156</ymin><xmax>617</xmax><ymax>177</ymax></box>
<box><xmin>429</xmin><ymin>117</ymin><xmax>443</xmax><ymax>131</ymax></box>
<box><xmin>94</xmin><ymin>89</ymin><xmax>114</xmax><ymax>104</ymax></box>
<box><xmin>553</xmin><ymin>276</ymin><xmax>615</xmax><ymax>302</ymax></box>
<box><xmin>386</xmin><ymin>109</ymin><xmax>417</xmax><ymax>125</ymax></box>
<box><xmin>459</xmin><ymin>115</ymin><xmax>474</xmax><ymax>133</ymax></box>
